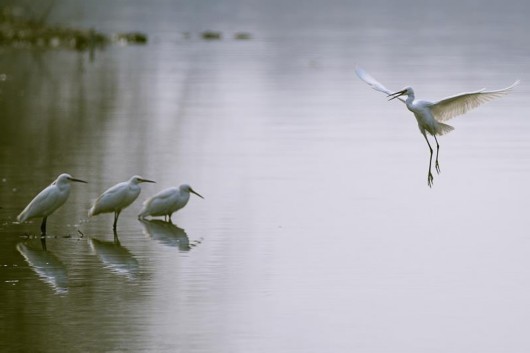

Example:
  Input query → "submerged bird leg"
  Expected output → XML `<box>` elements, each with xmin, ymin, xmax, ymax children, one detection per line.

<box><xmin>422</xmin><ymin>133</ymin><xmax>434</xmax><ymax>187</ymax></box>
<box><xmin>433</xmin><ymin>135</ymin><xmax>441</xmax><ymax>174</ymax></box>
<box><xmin>113</xmin><ymin>228</ymin><xmax>120</xmax><ymax>246</ymax></box>
<box><xmin>40</xmin><ymin>217</ymin><xmax>48</xmax><ymax>237</ymax></box>
<box><xmin>40</xmin><ymin>236</ymin><xmax>47</xmax><ymax>251</ymax></box>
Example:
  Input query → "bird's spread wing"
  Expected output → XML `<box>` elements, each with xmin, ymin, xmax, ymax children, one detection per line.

<box><xmin>355</xmin><ymin>66</ymin><xmax>405</xmax><ymax>103</ymax></box>
<box><xmin>431</xmin><ymin>81</ymin><xmax>519</xmax><ymax>122</ymax></box>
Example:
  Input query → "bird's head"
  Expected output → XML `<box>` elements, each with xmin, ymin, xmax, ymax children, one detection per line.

<box><xmin>130</xmin><ymin>175</ymin><xmax>156</xmax><ymax>185</ymax></box>
<box><xmin>55</xmin><ymin>173</ymin><xmax>87</xmax><ymax>185</ymax></box>
<box><xmin>388</xmin><ymin>86</ymin><xmax>414</xmax><ymax>100</ymax></box>
<box><xmin>181</xmin><ymin>184</ymin><xmax>204</xmax><ymax>199</ymax></box>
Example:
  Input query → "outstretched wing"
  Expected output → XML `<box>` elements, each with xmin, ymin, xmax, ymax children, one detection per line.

<box><xmin>355</xmin><ymin>66</ymin><xmax>405</xmax><ymax>103</ymax></box>
<box><xmin>431</xmin><ymin>81</ymin><xmax>519</xmax><ymax>122</ymax></box>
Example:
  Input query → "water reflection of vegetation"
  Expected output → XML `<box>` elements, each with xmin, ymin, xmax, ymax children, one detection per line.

<box><xmin>0</xmin><ymin>5</ymin><xmax>147</xmax><ymax>51</ymax></box>
<box><xmin>16</xmin><ymin>239</ymin><xmax>68</xmax><ymax>294</ymax></box>
<box><xmin>88</xmin><ymin>231</ymin><xmax>139</xmax><ymax>279</ymax></box>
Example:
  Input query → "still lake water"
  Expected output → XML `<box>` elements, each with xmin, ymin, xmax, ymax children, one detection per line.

<box><xmin>1</xmin><ymin>0</ymin><xmax>530</xmax><ymax>352</ymax></box>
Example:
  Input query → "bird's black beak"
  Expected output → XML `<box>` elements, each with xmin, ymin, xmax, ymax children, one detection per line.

<box><xmin>139</xmin><ymin>178</ymin><xmax>156</xmax><ymax>184</ymax></box>
<box><xmin>387</xmin><ymin>89</ymin><xmax>406</xmax><ymax>101</ymax></box>
<box><xmin>68</xmin><ymin>177</ymin><xmax>88</xmax><ymax>183</ymax></box>
<box><xmin>190</xmin><ymin>188</ymin><xmax>204</xmax><ymax>199</ymax></box>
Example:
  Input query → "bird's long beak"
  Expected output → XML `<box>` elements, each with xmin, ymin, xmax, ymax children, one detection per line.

<box><xmin>387</xmin><ymin>89</ymin><xmax>406</xmax><ymax>101</ymax></box>
<box><xmin>190</xmin><ymin>188</ymin><xmax>204</xmax><ymax>199</ymax></box>
<box><xmin>139</xmin><ymin>178</ymin><xmax>156</xmax><ymax>184</ymax></box>
<box><xmin>68</xmin><ymin>177</ymin><xmax>88</xmax><ymax>183</ymax></box>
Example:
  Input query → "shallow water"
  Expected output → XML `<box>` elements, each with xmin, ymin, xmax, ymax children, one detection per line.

<box><xmin>1</xmin><ymin>0</ymin><xmax>530</xmax><ymax>352</ymax></box>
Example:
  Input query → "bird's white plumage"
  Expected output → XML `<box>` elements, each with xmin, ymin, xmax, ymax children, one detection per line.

<box><xmin>430</xmin><ymin>81</ymin><xmax>519</xmax><ymax>122</ymax></box>
<box><xmin>355</xmin><ymin>66</ymin><xmax>518</xmax><ymax>187</ymax></box>
<box><xmin>89</xmin><ymin>175</ymin><xmax>154</xmax><ymax>217</ymax></box>
<box><xmin>138</xmin><ymin>184</ymin><xmax>203</xmax><ymax>219</ymax></box>
<box><xmin>89</xmin><ymin>182</ymin><xmax>140</xmax><ymax>216</ymax></box>
<box><xmin>355</xmin><ymin>66</ymin><xmax>405</xmax><ymax>103</ymax></box>
<box><xmin>17</xmin><ymin>173</ymin><xmax>85</xmax><ymax>223</ymax></box>
<box><xmin>139</xmin><ymin>187</ymin><xmax>180</xmax><ymax>217</ymax></box>
<box><xmin>356</xmin><ymin>66</ymin><xmax>518</xmax><ymax>125</ymax></box>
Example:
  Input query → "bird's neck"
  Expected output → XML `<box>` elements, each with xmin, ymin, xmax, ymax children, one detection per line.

<box><xmin>405</xmin><ymin>94</ymin><xmax>415</xmax><ymax>108</ymax></box>
<box><xmin>56</xmin><ymin>182</ymin><xmax>70</xmax><ymax>192</ymax></box>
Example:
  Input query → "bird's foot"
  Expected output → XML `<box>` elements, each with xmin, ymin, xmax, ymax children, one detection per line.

<box><xmin>427</xmin><ymin>172</ymin><xmax>434</xmax><ymax>188</ymax></box>
<box><xmin>435</xmin><ymin>160</ymin><xmax>441</xmax><ymax>174</ymax></box>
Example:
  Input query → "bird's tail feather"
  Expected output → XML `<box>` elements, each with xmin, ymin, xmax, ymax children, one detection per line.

<box><xmin>436</xmin><ymin>122</ymin><xmax>454</xmax><ymax>135</ymax></box>
<box><xmin>88</xmin><ymin>205</ymin><xmax>96</xmax><ymax>217</ymax></box>
<box><xmin>17</xmin><ymin>210</ymin><xmax>28</xmax><ymax>223</ymax></box>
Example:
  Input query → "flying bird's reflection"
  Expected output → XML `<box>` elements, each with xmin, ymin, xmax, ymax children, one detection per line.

<box><xmin>17</xmin><ymin>239</ymin><xmax>68</xmax><ymax>294</ymax></box>
<box><xmin>139</xmin><ymin>219</ymin><xmax>199</xmax><ymax>252</ymax></box>
<box><xmin>88</xmin><ymin>230</ymin><xmax>139</xmax><ymax>279</ymax></box>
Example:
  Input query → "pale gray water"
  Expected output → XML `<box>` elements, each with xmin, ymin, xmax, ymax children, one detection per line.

<box><xmin>1</xmin><ymin>1</ymin><xmax>530</xmax><ymax>352</ymax></box>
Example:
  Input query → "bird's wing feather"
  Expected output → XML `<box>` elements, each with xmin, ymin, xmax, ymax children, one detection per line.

<box><xmin>152</xmin><ymin>188</ymin><xmax>179</xmax><ymax>206</ymax></box>
<box><xmin>18</xmin><ymin>185</ymin><xmax>61</xmax><ymax>221</ymax></box>
<box><xmin>355</xmin><ymin>66</ymin><xmax>405</xmax><ymax>103</ymax></box>
<box><xmin>431</xmin><ymin>81</ymin><xmax>519</xmax><ymax>122</ymax></box>
<box><xmin>91</xmin><ymin>183</ymin><xmax>131</xmax><ymax>214</ymax></box>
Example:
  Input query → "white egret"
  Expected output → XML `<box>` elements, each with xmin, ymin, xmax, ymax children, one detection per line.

<box><xmin>355</xmin><ymin>66</ymin><xmax>518</xmax><ymax>186</ymax></box>
<box><xmin>88</xmin><ymin>175</ymin><xmax>155</xmax><ymax>230</ymax></box>
<box><xmin>138</xmin><ymin>184</ymin><xmax>203</xmax><ymax>222</ymax></box>
<box><xmin>17</xmin><ymin>173</ymin><xmax>87</xmax><ymax>235</ymax></box>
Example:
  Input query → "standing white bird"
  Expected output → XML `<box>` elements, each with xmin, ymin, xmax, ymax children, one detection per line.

<box><xmin>17</xmin><ymin>173</ymin><xmax>87</xmax><ymax>235</ymax></box>
<box><xmin>355</xmin><ymin>66</ymin><xmax>519</xmax><ymax>186</ymax></box>
<box><xmin>138</xmin><ymin>184</ymin><xmax>204</xmax><ymax>222</ymax></box>
<box><xmin>88</xmin><ymin>175</ymin><xmax>155</xmax><ymax>230</ymax></box>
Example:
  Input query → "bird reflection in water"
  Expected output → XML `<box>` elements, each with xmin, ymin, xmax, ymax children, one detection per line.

<box><xmin>139</xmin><ymin>219</ymin><xmax>200</xmax><ymax>252</ymax></box>
<box><xmin>17</xmin><ymin>238</ymin><xmax>68</xmax><ymax>294</ymax></box>
<box><xmin>88</xmin><ymin>230</ymin><xmax>139</xmax><ymax>279</ymax></box>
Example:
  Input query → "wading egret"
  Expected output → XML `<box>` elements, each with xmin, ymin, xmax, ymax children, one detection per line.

<box><xmin>17</xmin><ymin>173</ymin><xmax>87</xmax><ymax>235</ymax></box>
<box><xmin>138</xmin><ymin>184</ymin><xmax>203</xmax><ymax>222</ymax></box>
<box><xmin>355</xmin><ymin>66</ymin><xmax>518</xmax><ymax>186</ymax></box>
<box><xmin>88</xmin><ymin>175</ymin><xmax>155</xmax><ymax>230</ymax></box>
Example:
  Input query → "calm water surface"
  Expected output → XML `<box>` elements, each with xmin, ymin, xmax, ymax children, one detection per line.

<box><xmin>1</xmin><ymin>1</ymin><xmax>530</xmax><ymax>352</ymax></box>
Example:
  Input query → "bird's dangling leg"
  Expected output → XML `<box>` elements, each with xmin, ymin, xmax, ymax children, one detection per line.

<box><xmin>422</xmin><ymin>133</ymin><xmax>434</xmax><ymax>187</ymax></box>
<box><xmin>434</xmin><ymin>135</ymin><xmax>441</xmax><ymax>174</ymax></box>
<box><xmin>40</xmin><ymin>217</ymin><xmax>48</xmax><ymax>237</ymax></box>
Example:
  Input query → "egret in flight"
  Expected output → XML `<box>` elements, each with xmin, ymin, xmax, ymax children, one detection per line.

<box><xmin>17</xmin><ymin>173</ymin><xmax>87</xmax><ymax>236</ymax></box>
<box><xmin>138</xmin><ymin>184</ymin><xmax>204</xmax><ymax>222</ymax></box>
<box><xmin>89</xmin><ymin>175</ymin><xmax>155</xmax><ymax>230</ymax></box>
<box><xmin>355</xmin><ymin>66</ymin><xmax>518</xmax><ymax>186</ymax></box>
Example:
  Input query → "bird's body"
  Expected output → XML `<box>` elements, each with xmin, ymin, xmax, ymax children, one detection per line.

<box><xmin>17</xmin><ymin>173</ymin><xmax>87</xmax><ymax>235</ymax></box>
<box><xmin>400</xmin><ymin>92</ymin><xmax>455</xmax><ymax>141</ymax></box>
<box><xmin>138</xmin><ymin>184</ymin><xmax>203</xmax><ymax>222</ymax></box>
<box><xmin>89</xmin><ymin>175</ymin><xmax>155</xmax><ymax>230</ymax></box>
<box><xmin>355</xmin><ymin>66</ymin><xmax>518</xmax><ymax>186</ymax></box>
